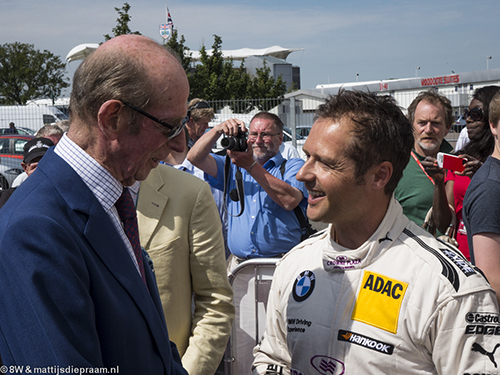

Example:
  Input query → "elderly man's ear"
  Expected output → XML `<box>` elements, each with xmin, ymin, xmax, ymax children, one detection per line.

<box><xmin>98</xmin><ymin>100</ymin><xmax>129</xmax><ymax>140</ymax></box>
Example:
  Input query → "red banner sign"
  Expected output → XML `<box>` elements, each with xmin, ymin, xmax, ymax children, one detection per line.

<box><xmin>421</xmin><ymin>75</ymin><xmax>460</xmax><ymax>87</ymax></box>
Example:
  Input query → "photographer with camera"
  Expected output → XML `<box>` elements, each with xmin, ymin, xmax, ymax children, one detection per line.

<box><xmin>187</xmin><ymin>112</ymin><xmax>308</xmax><ymax>268</ymax></box>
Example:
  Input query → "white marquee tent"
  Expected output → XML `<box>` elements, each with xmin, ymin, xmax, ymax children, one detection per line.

<box><xmin>65</xmin><ymin>43</ymin><xmax>302</xmax><ymax>62</ymax></box>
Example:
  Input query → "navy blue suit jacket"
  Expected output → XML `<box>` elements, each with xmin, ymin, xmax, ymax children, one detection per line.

<box><xmin>0</xmin><ymin>149</ymin><xmax>187</xmax><ymax>375</ymax></box>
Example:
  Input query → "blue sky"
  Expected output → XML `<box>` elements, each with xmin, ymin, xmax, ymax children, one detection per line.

<box><xmin>2</xmin><ymin>0</ymin><xmax>499</xmax><ymax>94</ymax></box>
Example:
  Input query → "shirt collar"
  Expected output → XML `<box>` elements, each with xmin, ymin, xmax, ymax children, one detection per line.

<box><xmin>54</xmin><ymin>134</ymin><xmax>123</xmax><ymax>212</ymax></box>
<box><xmin>263</xmin><ymin>152</ymin><xmax>285</xmax><ymax>169</ymax></box>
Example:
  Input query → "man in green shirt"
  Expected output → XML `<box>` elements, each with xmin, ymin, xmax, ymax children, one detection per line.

<box><xmin>395</xmin><ymin>91</ymin><xmax>453</xmax><ymax>231</ymax></box>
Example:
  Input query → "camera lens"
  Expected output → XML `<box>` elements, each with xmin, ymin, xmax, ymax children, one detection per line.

<box><xmin>221</xmin><ymin>137</ymin><xmax>237</xmax><ymax>150</ymax></box>
<box><xmin>221</xmin><ymin>128</ymin><xmax>248</xmax><ymax>151</ymax></box>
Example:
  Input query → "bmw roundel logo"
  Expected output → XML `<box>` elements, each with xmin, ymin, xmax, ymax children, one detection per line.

<box><xmin>292</xmin><ymin>270</ymin><xmax>316</xmax><ymax>302</ymax></box>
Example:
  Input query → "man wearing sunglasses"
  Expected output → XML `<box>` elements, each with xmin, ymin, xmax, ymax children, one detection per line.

<box><xmin>185</xmin><ymin>98</ymin><xmax>215</xmax><ymax>148</ymax></box>
<box><xmin>188</xmin><ymin>112</ymin><xmax>308</xmax><ymax>267</ymax></box>
<box><xmin>0</xmin><ymin>35</ymin><xmax>189</xmax><ymax>374</ymax></box>
<box><xmin>394</xmin><ymin>90</ymin><xmax>454</xmax><ymax>234</ymax></box>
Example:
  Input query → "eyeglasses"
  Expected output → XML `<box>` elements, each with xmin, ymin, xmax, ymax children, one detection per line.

<box><xmin>464</xmin><ymin>107</ymin><xmax>484</xmax><ymax>122</ymax></box>
<box><xmin>121</xmin><ymin>101</ymin><xmax>187</xmax><ymax>140</ymax></box>
<box><xmin>248</xmin><ymin>132</ymin><xmax>282</xmax><ymax>141</ymax></box>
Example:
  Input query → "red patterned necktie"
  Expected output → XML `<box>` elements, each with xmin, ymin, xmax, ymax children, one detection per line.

<box><xmin>115</xmin><ymin>188</ymin><xmax>147</xmax><ymax>285</ymax></box>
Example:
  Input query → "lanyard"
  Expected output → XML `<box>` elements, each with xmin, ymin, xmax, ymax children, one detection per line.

<box><xmin>411</xmin><ymin>151</ymin><xmax>435</xmax><ymax>186</ymax></box>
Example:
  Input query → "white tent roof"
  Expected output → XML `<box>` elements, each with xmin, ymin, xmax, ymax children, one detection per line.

<box><xmin>65</xmin><ymin>43</ymin><xmax>303</xmax><ymax>63</ymax></box>
<box><xmin>65</xmin><ymin>43</ymin><xmax>99</xmax><ymax>62</ymax></box>
<box><xmin>190</xmin><ymin>45</ymin><xmax>303</xmax><ymax>61</ymax></box>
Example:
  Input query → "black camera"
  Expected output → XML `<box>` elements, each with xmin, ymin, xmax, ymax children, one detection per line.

<box><xmin>221</xmin><ymin>129</ymin><xmax>248</xmax><ymax>152</ymax></box>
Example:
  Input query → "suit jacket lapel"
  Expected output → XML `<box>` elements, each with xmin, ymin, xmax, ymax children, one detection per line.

<box><xmin>83</xmin><ymin>199</ymin><xmax>174</xmax><ymax>370</ymax></box>
<box><xmin>137</xmin><ymin>166</ymin><xmax>169</xmax><ymax>248</ymax></box>
<box><xmin>41</xmin><ymin>152</ymin><xmax>174</xmax><ymax>371</ymax></box>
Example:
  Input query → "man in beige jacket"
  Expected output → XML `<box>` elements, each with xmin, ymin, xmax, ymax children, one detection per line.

<box><xmin>138</xmin><ymin>162</ymin><xmax>234</xmax><ymax>375</ymax></box>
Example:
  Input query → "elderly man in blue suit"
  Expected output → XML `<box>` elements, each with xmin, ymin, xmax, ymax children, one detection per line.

<box><xmin>0</xmin><ymin>35</ymin><xmax>189</xmax><ymax>374</ymax></box>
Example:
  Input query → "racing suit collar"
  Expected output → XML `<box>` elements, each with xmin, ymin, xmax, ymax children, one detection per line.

<box><xmin>322</xmin><ymin>198</ymin><xmax>409</xmax><ymax>272</ymax></box>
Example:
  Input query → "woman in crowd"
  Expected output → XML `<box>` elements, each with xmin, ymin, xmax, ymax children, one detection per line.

<box><xmin>432</xmin><ymin>85</ymin><xmax>500</xmax><ymax>260</ymax></box>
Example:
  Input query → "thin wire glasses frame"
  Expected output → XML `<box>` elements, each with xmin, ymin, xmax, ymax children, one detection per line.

<box><xmin>121</xmin><ymin>101</ymin><xmax>187</xmax><ymax>140</ymax></box>
<box><xmin>248</xmin><ymin>132</ymin><xmax>282</xmax><ymax>141</ymax></box>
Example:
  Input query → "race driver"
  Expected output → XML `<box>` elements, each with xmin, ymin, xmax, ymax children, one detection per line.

<box><xmin>252</xmin><ymin>90</ymin><xmax>500</xmax><ymax>375</ymax></box>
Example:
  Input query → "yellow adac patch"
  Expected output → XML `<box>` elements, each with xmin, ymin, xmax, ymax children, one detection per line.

<box><xmin>351</xmin><ymin>271</ymin><xmax>408</xmax><ymax>334</ymax></box>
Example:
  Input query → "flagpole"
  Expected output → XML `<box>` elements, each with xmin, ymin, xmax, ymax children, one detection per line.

<box><xmin>159</xmin><ymin>2</ymin><xmax>173</xmax><ymax>41</ymax></box>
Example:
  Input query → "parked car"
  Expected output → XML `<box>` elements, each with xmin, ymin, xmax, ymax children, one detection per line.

<box><xmin>452</xmin><ymin>115</ymin><xmax>467</xmax><ymax>133</ymax></box>
<box><xmin>0</xmin><ymin>135</ymin><xmax>35</xmax><ymax>189</ymax></box>
<box><xmin>0</xmin><ymin>105</ymin><xmax>68</xmax><ymax>132</ymax></box>
<box><xmin>0</xmin><ymin>127</ymin><xmax>36</xmax><ymax>136</ymax></box>
<box><xmin>283</xmin><ymin>127</ymin><xmax>306</xmax><ymax>159</ymax></box>
<box><xmin>296</xmin><ymin>125</ymin><xmax>312</xmax><ymax>139</ymax></box>
<box><xmin>283</xmin><ymin>127</ymin><xmax>305</xmax><ymax>142</ymax></box>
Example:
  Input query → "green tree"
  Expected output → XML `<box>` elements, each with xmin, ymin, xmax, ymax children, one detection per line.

<box><xmin>188</xmin><ymin>35</ymin><xmax>287</xmax><ymax>103</ymax></box>
<box><xmin>250</xmin><ymin>62</ymin><xmax>287</xmax><ymax>99</ymax></box>
<box><xmin>190</xmin><ymin>35</ymin><xmax>233</xmax><ymax>102</ymax></box>
<box><xmin>248</xmin><ymin>63</ymin><xmax>287</xmax><ymax>111</ymax></box>
<box><xmin>104</xmin><ymin>2</ymin><xmax>141</xmax><ymax>41</ymax></box>
<box><xmin>165</xmin><ymin>30</ymin><xmax>192</xmax><ymax>74</ymax></box>
<box><xmin>0</xmin><ymin>42</ymin><xmax>69</xmax><ymax>105</ymax></box>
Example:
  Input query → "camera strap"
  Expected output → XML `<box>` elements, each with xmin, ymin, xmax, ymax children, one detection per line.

<box><xmin>223</xmin><ymin>155</ymin><xmax>245</xmax><ymax>217</ymax></box>
<box><xmin>280</xmin><ymin>160</ymin><xmax>317</xmax><ymax>240</ymax></box>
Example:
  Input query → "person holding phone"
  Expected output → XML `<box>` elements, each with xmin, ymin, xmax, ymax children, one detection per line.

<box><xmin>431</xmin><ymin>85</ymin><xmax>500</xmax><ymax>260</ymax></box>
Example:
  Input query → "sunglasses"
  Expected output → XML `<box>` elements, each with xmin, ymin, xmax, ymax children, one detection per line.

<box><xmin>187</xmin><ymin>101</ymin><xmax>211</xmax><ymax>118</ymax></box>
<box><xmin>121</xmin><ymin>101</ymin><xmax>187</xmax><ymax>140</ymax></box>
<box><xmin>464</xmin><ymin>107</ymin><xmax>484</xmax><ymax>122</ymax></box>
<box><xmin>188</xmin><ymin>101</ymin><xmax>210</xmax><ymax>111</ymax></box>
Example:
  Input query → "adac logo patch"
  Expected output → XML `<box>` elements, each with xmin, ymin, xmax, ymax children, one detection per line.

<box><xmin>351</xmin><ymin>271</ymin><xmax>408</xmax><ymax>334</ymax></box>
<box><xmin>292</xmin><ymin>270</ymin><xmax>316</xmax><ymax>302</ymax></box>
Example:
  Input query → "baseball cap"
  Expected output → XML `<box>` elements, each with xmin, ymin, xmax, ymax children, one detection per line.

<box><xmin>23</xmin><ymin>137</ymin><xmax>54</xmax><ymax>164</ymax></box>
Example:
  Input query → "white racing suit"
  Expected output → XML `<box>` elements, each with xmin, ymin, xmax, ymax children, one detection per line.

<box><xmin>253</xmin><ymin>199</ymin><xmax>500</xmax><ymax>375</ymax></box>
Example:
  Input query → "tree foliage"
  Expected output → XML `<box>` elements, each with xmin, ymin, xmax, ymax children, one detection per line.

<box><xmin>0</xmin><ymin>42</ymin><xmax>69</xmax><ymax>105</ymax></box>
<box><xmin>165</xmin><ymin>30</ymin><xmax>192</xmax><ymax>74</ymax></box>
<box><xmin>186</xmin><ymin>35</ymin><xmax>287</xmax><ymax>107</ymax></box>
<box><xmin>103</xmin><ymin>2</ymin><xmax>141</xmax><ymax>41</ymax></box>
<box><xmin>189</xmin><ymin>35</ymin><xmax>239</xmax><ymax>103</ymax></box>
<box><xmin>251</xmin><ymin>63</ymin><xmax>287</xmax><ymax>99</ymax></box>
<box><xmin>104</xmin><ymin>2</ymin><xmax>288</xmax><ymax>103</ymax></box>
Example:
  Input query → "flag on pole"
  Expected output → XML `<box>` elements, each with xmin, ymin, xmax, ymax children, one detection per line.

<box><xmin>166</xmin><ymin>5</ymin><xmax>174</xmax><ymax>29</ymax></box>
<box><xmin>160</xmin><ymin>4</ymin><xmax>174</xmax><ymax>40</ymax></box>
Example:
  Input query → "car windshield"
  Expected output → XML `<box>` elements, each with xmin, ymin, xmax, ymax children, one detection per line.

<box><xmin>284</xmin><ymin>127</ymin><xmax>304</xmax><ymax>141</ymax></box>
<box><xmin>56</xmin><ymin>113</ymin><xmax>69</xmax><ymax>120</ymax></box>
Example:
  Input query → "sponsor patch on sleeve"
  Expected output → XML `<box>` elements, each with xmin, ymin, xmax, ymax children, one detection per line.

<box><xmin>338</xmin><ymin>329</ymin><xmax>394</xmax><ymax>355</ymax></box>
<box><xmin>351</xmin><ymin>271</ymin><xmax>408</xmax><ymax>334</ymax></box>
